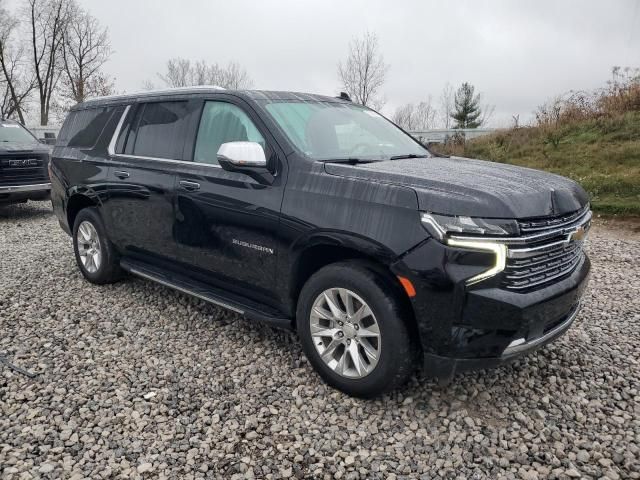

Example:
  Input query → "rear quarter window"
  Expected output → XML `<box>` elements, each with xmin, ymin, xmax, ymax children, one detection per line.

<box><xmin>58</xmin><ymin>107</ymin><xmax>115</xmax><ymax>148</ymax></box>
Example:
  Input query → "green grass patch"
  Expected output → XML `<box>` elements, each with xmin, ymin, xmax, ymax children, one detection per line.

<box><xmin>434</xmin><ymin>111</ymin><xmax>640</xmax><ymax>216</ymax></box>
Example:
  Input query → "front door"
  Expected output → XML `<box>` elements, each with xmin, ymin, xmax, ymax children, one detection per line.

<box><xmin>171</xmin><ymin>98</ymin><xmax>286</xmax><ymax>305</ymax></box>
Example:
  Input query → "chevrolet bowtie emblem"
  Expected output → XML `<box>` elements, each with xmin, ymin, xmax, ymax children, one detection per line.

<box><xmin>569</xmin><ymin>226</ymin><xmax>587</xmax><ymax>242</ymax></box>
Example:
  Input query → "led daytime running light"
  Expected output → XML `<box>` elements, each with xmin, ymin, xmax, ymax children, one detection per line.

<box><xmin>445</xmin><ymin>237</ymin><xmax>507</xmax><ymax>285</ymax></box>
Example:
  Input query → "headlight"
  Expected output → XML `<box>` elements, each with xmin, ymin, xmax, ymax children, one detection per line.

<box><xmin>420</xmin><ymin>212</ymin><xmax>519</xmax><ymax>239</ymax></box>
<box><xmin>421</xmin><ymin>212</ymin><xmax>514</xmax><ymax>285</ymax></box>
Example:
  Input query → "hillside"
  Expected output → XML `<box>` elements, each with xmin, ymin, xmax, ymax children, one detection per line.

<box><xmin>433</xmin><ymin>111</ymin><xmax>640</xmax><ymax>216</ymax></box>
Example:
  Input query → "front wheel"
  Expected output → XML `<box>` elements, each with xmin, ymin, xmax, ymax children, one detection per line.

<box><xmin>297</xmin><ymin>262</ymin><xmax>417</xmax><ymax>398</ymax></box>
<box><xmin>72</xmin><ymin>207</ymin><xmax>123</xmax><ymax>284</ymax></box>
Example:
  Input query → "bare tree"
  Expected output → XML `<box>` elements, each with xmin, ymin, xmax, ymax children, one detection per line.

<box><xmin>439</xmin><ymin>82</ymin><xmax>454</xmax><ymax>128</ymax></box>
<box><xmin>219</xmin><ymin>61</ymin><xmax>253</xmax><ymax>89</ymax></box>
<box><xmin>337</xmin><ymin>32</ymin><xmax>388</xmax><ymax>109</ymax></box>
<box><xmin>61</xmin><ymin>4</ymin><xmax>113</xmax><ymax>105</ymax></box>
<box><xmin>156</xmin><ymin>57</ymin><xmax>253</xmax><ymax>90</ymax></box>
<box><xmin>479</xmin><ymin>102</ymin><xmax>495</xmax><ymax>127</ymax></box>
<box><xmin>393</xmin><ymin>98</ymin><xmax>438</xmax><ymax>131</ymax></box>
<box><xmin>25</xmin><ymin>0</ymin><xmax>72</xmax><ymax>125</ymax></box>
<box><xmin>0</xmin><ymin>2</ymin><xmax>34</xmax><ymax>122</ymax></box>
<box><xmin>158</xmin><ymin>57</ymin><xmax>192</xmax><ymax>87</ymax></box>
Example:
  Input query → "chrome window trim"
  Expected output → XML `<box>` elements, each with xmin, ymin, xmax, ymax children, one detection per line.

<box><xmin>107</xmin><ymin>105</ymin><xmax>130</xmax><ymax>156</ymax></box>
<box><xmin>106</xmin><ymin>103</ymin><xmax>222</xmax><ymax>169</ymax></box>
<box><xmin>111</xmin><ymin>153</ymin><xmax>222</xmax><ymax>168</ymax></box>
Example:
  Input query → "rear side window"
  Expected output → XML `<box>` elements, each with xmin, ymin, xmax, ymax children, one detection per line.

<box><xmin>58</xmin><ymin>107</ymin><xmax>114</xmax><ymax>148</ymax></box>
<box><xmin>127</xmin><ymin>102</ymin><xmax>190</xmax><ymax>159</ymax></box>
<box><xmin>194</xmin><ymin>101</ymin><xmax>265</xmax><ymax>165</ymax></box>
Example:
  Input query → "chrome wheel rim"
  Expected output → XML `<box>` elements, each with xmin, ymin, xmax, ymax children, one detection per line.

<box><xmin>309</xmin><ymin>288</ymin><xmax>381</xmax><ymax>379</ymax></box>
<box><xmin>77</xmin><ymin>221</ymin><xmax>102</xmax><ymax>274</ymax></box>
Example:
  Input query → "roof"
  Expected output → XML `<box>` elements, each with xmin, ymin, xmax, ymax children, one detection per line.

<box><xmin>76</xmin><ymin>87</ymin><xmax>349</xmax><ymax>110</ymax></box>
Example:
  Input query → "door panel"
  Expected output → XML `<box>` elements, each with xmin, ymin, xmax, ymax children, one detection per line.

<box><xmin>171</xmin><ymin>162</ymin><xmax>282</xmax><ymax>302</ymax></box>
<box><xmin>105</xmin><ymin>157</ymin><xmax>177</xmax><ymax>261</ymax></box>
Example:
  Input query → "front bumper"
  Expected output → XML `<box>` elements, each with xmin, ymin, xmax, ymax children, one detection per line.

<box><xmin>392</xmin><ymin>238</ymin><xmax>590</xmax><ymax>379</ymax></box>
<box><xmin>0</xmin><ymin>183</ymin><xmax>51</xmax><ymax>203</ymax></box>
<box><xmin>423</xmin><ymin>301</ymin><xmax>582</xmax><ymax>379</ymax></box>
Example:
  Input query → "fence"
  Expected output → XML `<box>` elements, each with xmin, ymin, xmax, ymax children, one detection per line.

<box><xmin>409</xmin><ymin>128</ymin><xmax>495</xmax><ymax>144</ymax></box>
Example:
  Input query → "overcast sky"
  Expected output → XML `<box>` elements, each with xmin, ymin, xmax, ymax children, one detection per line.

<box><xmin>17</xmin><ymin>0</ymin><xmax>640</xmax><ymax>126</ymax></box>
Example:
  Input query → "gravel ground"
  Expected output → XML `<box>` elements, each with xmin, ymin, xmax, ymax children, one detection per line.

<box><xmin>0</xmin><ymin>201</ymin><xmax>638</xmax><ymax>480</ymax></box>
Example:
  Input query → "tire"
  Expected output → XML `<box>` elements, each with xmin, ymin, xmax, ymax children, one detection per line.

<box><xmin>72</xmin><ymin>207</ymin><xmax>123</xmax><ymax>285</ymax></box>
<box><xmin>296</xmin><ymin>261</ymin><xmax>417</xmax><ymax>398</ymax></box>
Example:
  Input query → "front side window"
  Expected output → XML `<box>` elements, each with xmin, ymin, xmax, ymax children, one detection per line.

<box><xmin>263</xmin><ymin>101</ymin><xmax>429</xmax><ymax>161</ymax></box>
<box><xmin>194</xmin><ymin>101</ymin><xmax>265</xmax><ymax>165</ymax></box>
<box><xmin>130</xmin><ymin>102</ymin><xmax>190</xmax><ymax>159</ymax></box>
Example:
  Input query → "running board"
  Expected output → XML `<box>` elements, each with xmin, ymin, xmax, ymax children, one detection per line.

<box><xmin>120</xmin><ymin>258</ymin><xmax>293</xmax><ymax>330</ymax></box>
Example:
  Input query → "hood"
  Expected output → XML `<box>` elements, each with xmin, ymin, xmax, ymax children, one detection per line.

<box><xmin>324</xmin><ymin>156</ymin><xmax>589</xmax><ymax>219</ymax></box>
<box><xmin>0</xmin><ymin>141</ymin><xmax>49</xmax><ymax>154</ymax></box>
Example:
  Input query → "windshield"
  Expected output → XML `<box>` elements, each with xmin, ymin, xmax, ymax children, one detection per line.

<box><xmin>263</xmin><ymin>101</ymin><xmax>429</xmax><ymax>161</ymax></box>
<box><xmin>0</xmin><ymin>122</ymin><xmax>37</xmax><ymax>144</ymax></box>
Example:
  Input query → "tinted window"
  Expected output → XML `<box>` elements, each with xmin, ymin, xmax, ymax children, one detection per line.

<box><xmin>194</xmin><ymin>102</ymin><xmax>265</xmax><ymax>165</ymax></box>
<box><xmin>130</xmin><ymin>102</ymin><xmax>190</xmax><ymax>159</ymax></box>
<box><xmin>115</xmin><ymin>105</ymin><xmax>143</xmax><ymax>155</ymax></box>
<box><xmin>59</xmin><ymin>107</ymin><xmax>114</xmax><ymax>148</ymax></box>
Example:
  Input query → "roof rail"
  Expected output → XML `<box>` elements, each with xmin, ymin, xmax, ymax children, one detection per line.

<box><xmin>83</xmin><ymin>85</ymin><xmax>226</xmax><ymax>104</ymax></box>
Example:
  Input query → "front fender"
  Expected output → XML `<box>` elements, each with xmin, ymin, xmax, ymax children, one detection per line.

<box><xmin>290</xmin><ymin>230</ymin><xmax>399</xmax><ymax>265</ymax></box>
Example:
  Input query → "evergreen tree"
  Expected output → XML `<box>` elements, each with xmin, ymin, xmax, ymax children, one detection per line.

<box><xmin>451</xmin><ymin>82</ymin><xmax>482</xmax><ymax>128</ymax></box>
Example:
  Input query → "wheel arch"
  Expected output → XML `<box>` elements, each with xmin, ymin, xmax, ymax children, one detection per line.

<box><xmin>288</xmin><ymin>233</ymin><xmax>418</xmax><ymax>336</ymax></box>
<box><xmin>66</xmin><ymin>191</ymin><xmax>100</xmax><ymax>232</ymax></box>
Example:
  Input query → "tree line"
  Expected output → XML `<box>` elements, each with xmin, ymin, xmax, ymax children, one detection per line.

<box><xmin>1</xmin><ymin>3</ymin><xmax>492</xmax><ymax>130</ymax></box>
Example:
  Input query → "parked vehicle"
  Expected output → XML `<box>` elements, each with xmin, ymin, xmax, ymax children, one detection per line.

<box><xmin>0</xmin><ymin>119</ymin><xmax>51</xmax><ymax>205</ymax></box>
<box><xmin>50</xmin><ymin>87</ymin><xmax>591</xmax><ymax>397</ymax></box>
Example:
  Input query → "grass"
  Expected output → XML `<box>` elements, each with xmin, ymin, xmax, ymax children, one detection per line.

<box><xmin>432</xmin><ymin>111</ymin><xmax>640</xmax><ymax>216</ymax></box>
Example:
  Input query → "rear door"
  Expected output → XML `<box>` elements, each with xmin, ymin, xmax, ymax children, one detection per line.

<box><xmin>103</xmin><ymin>100</ymin><xmax>199</xmax><ymax>263</ymax></box>
<box><xmin>169</xmin><ymin>96</ymin><xmax>287</xmax><ymax>305</ymax></box>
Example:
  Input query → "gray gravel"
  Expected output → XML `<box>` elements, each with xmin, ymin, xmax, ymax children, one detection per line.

<box><xmin>1</xmin><ymin>201</ymin><xmax>639</xmax><ymax>480</ymax></box>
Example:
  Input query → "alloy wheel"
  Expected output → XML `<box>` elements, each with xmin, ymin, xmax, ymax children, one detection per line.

<box><xmin>77</xmin><ymin>221</ymin><xmax>102</xmax><ymax>274</ymax></box>
<box><xmin>309</xmin><ymin>288</ymin><xmax>381</xmax><ymax>379</ymax></box>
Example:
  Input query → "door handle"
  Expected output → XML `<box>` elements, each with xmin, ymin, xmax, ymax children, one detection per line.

<box><xmin>114</xmin><ymin>170</ymin><xmax>130</xmax><ymax>179</ymax></box>
<box><xmin>179</xmin><ymin>180</ymin><xmax>201</xmax><ymax>192</ymax></box>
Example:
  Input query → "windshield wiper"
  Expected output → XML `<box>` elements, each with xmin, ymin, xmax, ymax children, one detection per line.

<box><xmin>389</xmin><ymin>153</ymin><xmax>429</xmax><ymax>160</ymax></box>
<box><xmin>321</xmin><ymin>158</ymin><xmax>379</xmax><ymax>165</ymax></box>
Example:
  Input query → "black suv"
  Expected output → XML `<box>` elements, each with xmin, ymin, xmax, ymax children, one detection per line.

<box><xmin>0</xmin><ymin>119</ymin><xmax>51</xmax><ymax>205</ymax></box>
<box><xmin>50</xmin><ymin>88</ymin><xmax>591</xmax><ymax>397</ymax></box>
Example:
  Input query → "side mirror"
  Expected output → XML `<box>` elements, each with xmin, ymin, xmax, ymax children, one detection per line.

<box><xmin>217</xmin><ymin>141</ymin><xmax>267</xmax><ymax>171</ymax></box>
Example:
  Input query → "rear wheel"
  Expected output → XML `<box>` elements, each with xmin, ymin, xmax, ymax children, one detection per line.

<box><xmin>72</xmin><ymin>207</ymin><xmax>123</xmax><ymax>284</ymax></box>
<box><xmin>297</xmin><ymin>262</ymin><xmax>416</xmax><ymax>398</ymax></box>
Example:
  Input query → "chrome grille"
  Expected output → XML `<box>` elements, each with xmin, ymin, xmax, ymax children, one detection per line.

<box><xmin>0</xmin><ymin>153</ymin><xmax>49</xmax><ymax>186</ymax></box>
<box><xmin>502</xmin><ymin>207</ymin><xmax>591</xmax><ymax>291</ymax></box>
<box><xmin>518</xmin><ymin>204</ymin><xmax>590</xmax><ymax>233</ymax></box>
